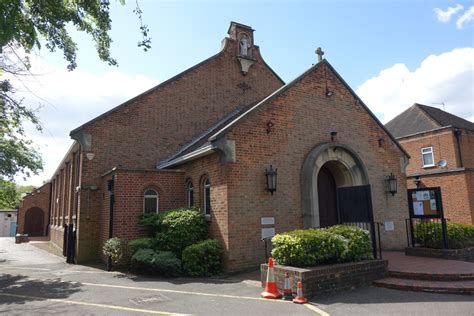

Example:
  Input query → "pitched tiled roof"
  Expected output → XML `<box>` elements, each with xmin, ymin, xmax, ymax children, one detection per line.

<box><xmin>385</xmin><ymin>103</ymin><xmax>474</xmax><ymax>138</ymax></box>
<box><xmin>418</xmin><ymin>104</ymin><xmax>474</xmax><ymax>131</ymax></box>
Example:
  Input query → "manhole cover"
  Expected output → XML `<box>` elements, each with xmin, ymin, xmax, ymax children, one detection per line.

<box><xmin>129</xmin><ymin>294</ymin><xmax>171</xmax><ymax>305</ymax></box>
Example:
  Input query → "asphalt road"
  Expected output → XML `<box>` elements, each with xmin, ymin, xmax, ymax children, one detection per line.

<box><xmin>1</xmin><ymin>238</ymin><xmax>473</xmax><ymax>316</ymax></box>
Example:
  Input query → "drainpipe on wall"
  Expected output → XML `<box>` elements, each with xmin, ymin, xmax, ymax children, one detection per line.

<box><xmin>47</xmin><ymin>183</ymin><xmax>53</xmax><ymax>237</ymax></box>
<box><xmin>454</xmin><ymin>128</ymin><xmax>463</xmax><ymax>168</ymax></box>
<box><xmin>107</xmin><ymin>176</ymin><xmax>115</xmax><ymax>271</ymax></box>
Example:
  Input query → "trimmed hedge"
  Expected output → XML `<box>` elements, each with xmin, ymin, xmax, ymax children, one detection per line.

<box><xmin>327</xmin><ymin>225</ymin><xmax>372</xmax><ymax>262</ymax></box>
<box><xmin>414</xmin><ymin>222</ymin><xmax>474</xmax><ymax>249</ymax></box>
<box><xmin>182</xmin><ymin>239</ymin><xmax>223</xmax><ymax>277</ymax></box>
<box><xmin>131</xmin><ymin>249</ymin><xmax>182</xmax><ymax>277</ymax></box>
<box><xmin>271</xmin><ymin>225</ymin><xmax>372</xmax><ymax>267</ymax></box>
<box><xmin>128</xmin><ymin>238</ymin><xmax>155</xmax><ymax>256</ymax></box>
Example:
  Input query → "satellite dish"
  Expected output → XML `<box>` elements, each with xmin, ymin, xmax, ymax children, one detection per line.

<box><xmin>437</xmin><ymin>160</ymin><xmax>447</xmax><ymax>168</ymax></box>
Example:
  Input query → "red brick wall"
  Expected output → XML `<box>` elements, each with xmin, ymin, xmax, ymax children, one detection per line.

<box><xmin>18</xmin><ymin>183</ymin><xmax>51</xmax><ymax>236</ymax></box>
<box><xmin>399</xmin><ymin>128</ymin><xmax>474</xmax><ymax>225</ymax></box>
<box><xmin>70</xmin><ymin>30</ymin><xmax>283</xmax><ymax>262</ymax></box>
<box><xmin>459</xmin><ymin>129</ymin><xmax>474</xmax><ymax>168</ymax></box>
<box><xmin>407</xmin><ymin>171</ymin><xmax>473</xmax><ymax>224</ymax></box>
<box><xmin>399</xmin><ymin>129</ymin><xmax>459</xmax><ymax>174</ymax></box>
<box><xmin>179</xmin><ymin>154</ymin><xmax>230</xmax><ymax>266</ymax></box>
<box><xmin>220</xmin><ymin>62</ymin><xmax>408</xmax><ymax>271</ymax></box>
<box><xmin>49</xmin><ymin>148</ymin><xmax>81</xmax><ymax>252</ymax></box>
<box><xmin>98</xmin><ymin>169</ymin><xmax>186</xmax><ymax>261</ymax></box>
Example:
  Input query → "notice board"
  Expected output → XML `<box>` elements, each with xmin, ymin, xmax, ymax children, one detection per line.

<box><xmin>407</xmin><ymin>187</ymin><xmax>443</xmax><ymax>218</ymax></box>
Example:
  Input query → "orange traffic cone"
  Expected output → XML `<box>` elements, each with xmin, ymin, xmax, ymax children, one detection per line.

<box><xmin>261</xmin><ymin>257</ymin><xmax>282</xmax><ymax>299</ymax></box>
<box><xmin>293</xmin><ymin>280</ymin><xmax>308</xmax><ymax>304</ymax></box>
<box><xmin>282</xmin><ymin>272</ymin><xmax>293</xmax><ymax>301</ymax></box>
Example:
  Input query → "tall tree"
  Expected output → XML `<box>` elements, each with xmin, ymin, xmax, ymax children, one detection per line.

<box><xmin>0</xmin><ymin>0</ymin><xmax>151</xmax><ymax>182</ymax></box>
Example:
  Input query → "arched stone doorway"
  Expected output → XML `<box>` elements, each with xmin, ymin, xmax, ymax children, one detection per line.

<box><xmin>24</xmin><ymin>207</ymin><xmax>45</xmax><ymax>236</ymax></box>
<box><xmin>301</xmin><ymin>143</ymin><xmax>370</xmax><ymax>228</ymax></box>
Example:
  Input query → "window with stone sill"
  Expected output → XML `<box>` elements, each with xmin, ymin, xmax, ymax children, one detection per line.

<box><xmin>421</xmin><ymin>147</ymin><xmax>435</xmax><ymax>168</ymax></box>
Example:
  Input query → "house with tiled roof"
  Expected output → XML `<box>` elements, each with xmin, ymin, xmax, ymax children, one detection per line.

<box><xmin>386</xmin><ymin>103</ymin><xmax>474</xmax><ymax>224</ymax></box>
<box><xmin>19</xmin><ymin>22</ymin><xmax>410</xmax><ymax>271</ymax></box>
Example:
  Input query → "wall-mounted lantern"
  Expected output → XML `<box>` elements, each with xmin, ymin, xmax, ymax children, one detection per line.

<box><xmin>386</xmin><ymin>173</ymin><xmax>397</xmax><ymax>196</ymax></box>
<box><xmin>265</xmin><ymin>165</ymin><xmax>277</xmax><ymax>195</ymax></box>
<box><xmin>414</xmin><ymin>176</ymin><xmax>421</xmax><ymax>188</ymax></box>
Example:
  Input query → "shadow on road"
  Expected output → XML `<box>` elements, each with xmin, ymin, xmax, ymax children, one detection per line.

<box><xmin>312</xmin><ymin>286</ymin><xmax>474</xmax><ymax>305</ymax></box>
<box><xmin>0</xmin><ymin>274</ymin><xmax>82</xmax><ymax>304</ymax></box>
<box><xmin>109</xmin><ymin>268</ymin><xmax>261</xmax><ymax>286</ymax></box>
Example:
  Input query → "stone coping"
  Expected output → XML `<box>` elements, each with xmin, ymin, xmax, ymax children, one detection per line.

<box><xmin>405</xmin><ymin>247</ymin><xmax>474</xmax><ymax>262</ymax></box>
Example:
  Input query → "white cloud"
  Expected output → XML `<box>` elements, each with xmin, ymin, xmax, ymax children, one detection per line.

<box><xmin>434</xmin><ymin>4</ymin><xmax>463</xmax><ymax>23</ymax></box>
<box><xmin>356</xmin><ymin>48</ymin><xmax>474</xmax><ymax>124</ymax></box>
<box><xmin>6</xmin><ymin>54</ymin><xmax>158</xmax><ymax>186</ymax></box>
<box><xmin>456</xmin><ymin>6</ymin><xmax>474</xmax><ymax>29</ymax></box>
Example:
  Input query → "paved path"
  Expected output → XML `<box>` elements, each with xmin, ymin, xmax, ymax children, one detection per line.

<box><xmin>384</xmin><ymin>251</ymin><xmax>474</xmax><ymax>275</ymax></box>
<box><xmin>0</xmin><ymin>238</ymin><xmax>322</xmax><ymax>315</ymax></box>
<box><xmin>1</xmin><ymin>238</ymin><xmax>473</xmax><ymax>315</ymax></box>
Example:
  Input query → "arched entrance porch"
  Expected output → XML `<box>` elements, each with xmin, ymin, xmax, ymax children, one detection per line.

<box><xmin>301</xmin><ymin>143</ymin><xmax>370</xmax><ymax>228</ymax></box>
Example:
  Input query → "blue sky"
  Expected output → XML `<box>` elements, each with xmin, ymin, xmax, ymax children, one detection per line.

<box><xmin>43</xmin><ymin>0</ymin><xmax>473</xmax><ymax>88</ymax></box>
<box><xmin>10</xmin><ymin>0</ymin><xmax>474</xmax><ymax>185</ymax></box>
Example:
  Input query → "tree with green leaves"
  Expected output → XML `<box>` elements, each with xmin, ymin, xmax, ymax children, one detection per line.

<box><xmin>0</xmin><ymin>0</ymin><xmax>151</xmax><ymax>184</ymax></box>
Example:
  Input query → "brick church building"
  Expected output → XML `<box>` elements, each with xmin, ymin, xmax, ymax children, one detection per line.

<box><xmin>19</xmin><ymin>22</ymin><xmax>410</xmax><ymax>271</ymax></box>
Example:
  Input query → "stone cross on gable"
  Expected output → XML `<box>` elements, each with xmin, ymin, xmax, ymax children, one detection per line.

<box><xmin>316</xmin><ymin>47</ymin><xmax>324</xmax><ymax>62</ymax></box>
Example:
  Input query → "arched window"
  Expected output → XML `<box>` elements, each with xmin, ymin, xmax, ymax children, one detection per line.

<box><xmin>186</xmin><ymin>181</ymin><xmax>194</xmax><ymax>207</ymax></box>
<box><xmin>202</xmin><ymin>178</ymin><xmax>211</xmax><ymax>217</ymax></box>
<box><xmin>143</xmin><ymin>189</ymin><xmax>159</xmax><ymax>213</ymax></box>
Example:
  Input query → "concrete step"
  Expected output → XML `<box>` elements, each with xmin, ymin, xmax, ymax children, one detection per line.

<box><xmin>373</xmin><ymin>278</ymin><xmax>474</xmax><ymax>295</ymax></box>
<box><xmin>388</xmin><ymin>270</ymin><xmax>474</xmax><ymax>281</ymax></box>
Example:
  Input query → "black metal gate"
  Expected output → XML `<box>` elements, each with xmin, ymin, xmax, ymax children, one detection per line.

<box><xmin>337</xmin><ymin>184</ymin><xmax>381</xmax><ymax>259</ymax></box>
<box><xmin>63</xmin><ymin>223</ymin><xmax>76</xmax><ymax>263</ymax></box>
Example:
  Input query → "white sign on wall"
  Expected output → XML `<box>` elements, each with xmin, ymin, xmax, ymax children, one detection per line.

<box><xmin>261</xmin><ymin>227</ymin><xmax>275</xmax><ymax>239</ymax></box>
<box><xmin>384</xmin><ymin>221</ymin><xmax>394</xmax><ymax>231</ymax></box>
<box><xmin>261</xmin><ymin>217</ymin><xmax>275</xmax><ymax>225</ymax></box>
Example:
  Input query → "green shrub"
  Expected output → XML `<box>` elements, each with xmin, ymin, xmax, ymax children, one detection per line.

<box><xmin>271</xmin><ymin>229</ymin><xmax>346</xmax><ymax>267</ymax></box>
<box><xmin>327</xmin><ymin>225</ymin><xmax>373</xmax><ymax>262</ymax></box>
<box><xmin>182</xmin><ymin>239</ymin><xmax>223</xmax><ymax>277</ymax></box>
<box><xmin>130</xmin><ymin>249</ymin><xmax>182</xmax><ymax>277</ymax></box>
<box><xmin>102</xmin><ymin>237</ymin><xmax>124</xmax><ymax>264</ymax></box>
<box><xmin>138</xmin><ymin>213</ymin><xmax>165</xmax><ymax>235</ymax></box>
<box><xmin>152</xmin><ymin>251</ymin><xmax>182</xmax><ymax>277</ymax></box>
<box><xmin>414</xmin><ymin>222</ymin><xmax>474</xmax><ymax>249</ymax></box>
<box><xmin>130</xmin><ymin>248</ymin><xmax>156</xmax><ymax>272</ymax></box>
<box><xmin>128</xmin><ymin>238</ymin><xmax>155</xmax><ymax>256</ymax></box>
<box><xmin>154</xmin><ymin>208</ymin><xmax>207</xmax><ymax>256</ymax></box>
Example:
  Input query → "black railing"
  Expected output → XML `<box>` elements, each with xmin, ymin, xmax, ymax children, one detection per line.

<box><xmin>406</xmin><ymin>218</ymin><xmax>449</xmax><ymax>249</ymax></box>
<box><xmin>341</xmin><ymin>221</ymin><xmax>383</xmax><ymax>260</ymax></box>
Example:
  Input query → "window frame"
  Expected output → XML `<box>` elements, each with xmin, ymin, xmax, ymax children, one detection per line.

<box><xmin>186</xmin><ymin>181</ymin><xmax>194</xmax><ymax>208</ymax></box>
<box><xmin>421</xmin><ymin>147</ymin><xmax>435</xmax><ymax>168</ymax></box>
<box><xmin>202</xmin><ymin>178</ymin><xmax>211</xmax><ymax>218</ymax></box>
<box><xmin>143</xmin><ymin>188</ymin><xmax>159</xmax><ymax>214</ymax></box>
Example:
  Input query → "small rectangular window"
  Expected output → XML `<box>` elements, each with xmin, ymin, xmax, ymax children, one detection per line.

<box><xmin>421</xmin><ymin>147</ymin><xmax>434</xmax><ymax>167</ymax></box>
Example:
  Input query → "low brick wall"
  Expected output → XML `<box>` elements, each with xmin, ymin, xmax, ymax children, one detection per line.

<box><xmin>261</xmin><ymin>260</ymin><xmax>387</xmax><ymax>297</ymax></box>
<box><xmin>405</xmin><ymin>247</ymin><xmax>474</xmax><ymax>262</ymax></box>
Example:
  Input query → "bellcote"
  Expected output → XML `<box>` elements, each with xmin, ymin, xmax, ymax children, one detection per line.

<box><xmin>227</xmin><ymin>21</ymin><xmax>256</xmax><ymax>75</ymax></box>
